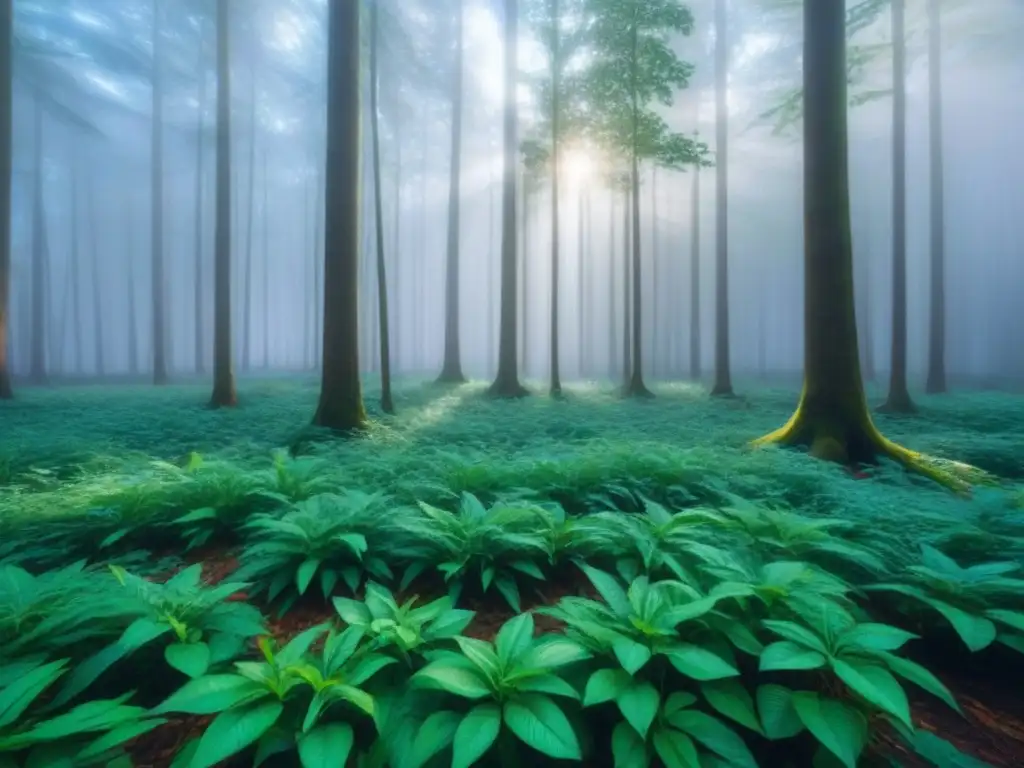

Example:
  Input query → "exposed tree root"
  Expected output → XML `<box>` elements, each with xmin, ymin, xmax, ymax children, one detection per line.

<box><xmin>752</xmin><ymin>405</ymin><xmax>988</xmax><ymax>494</ymax></box>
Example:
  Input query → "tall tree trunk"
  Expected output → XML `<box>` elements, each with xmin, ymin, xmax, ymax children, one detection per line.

<box><xmin>86</xmin><ymin>171</ymin><xmax>103</xmax><ymax>376</ymax></box>
<box><xmin>392</xmin><ymin>123</ymin><xmax>402</xmax><ymax>371</ymax></box>
<box><xmin>69</xmin><ymin>154</ymin><xmax>82</xmax><ymax>374</ymax></box>
<box><xmin>369</xmin><ymin>0</ymin><xmax>394</xmax><ymax>411</ymax></box>
<box><xmin>626</xmin><ymin>8</ymin><xmax>651</xmax><ymax>398</ymax></box>
<box><xmin>210</xmin><ymin>0</ymin><xmax>236</xmax><ymax>407</ymax></box>
<box><xmin>621</xmin><ymin>187</ymin><xmax>630</xmax><ymax>388</ymax></box>
<box><xmin>547</xmin><ymin>0</ymin><xmax>562</xmax><ymax>396</ymax></box>
<box><xmin>711</xmin><ymin>0</ymin><xmax>733</xmax><ymax>396</ymax></box>
<box><xmin>313</xmin><ymin>161</ymin><xmax>325</xmax><ymax>368</ymax></box>
<box><xmin>857</xmin><ymin>240</ymin><xmax>874</xmax><ymax>381</ymax></box>
<box><xmin>126</xmin><ymin>207</ymin><xmax>138</xmax><ymax>376</ymax></box>
<box><xmin>519</xmin><ymin>184</ymin><xmax>530</xmax><ymax>377</ymax></box>
<box><xmin>194</xmin><ymin>27</ymin><xmax>207</xmax><ymax>374</ymax></box>
<box><xmin>241</xmin><ymin>69</ymin><xmax>256</xmax><ymax>372</ymax></box>
<box><xmin>29</xmin><ymin>95</ymin><xmax>46</xmax><ymax>384</ymax></box>
<box><xmin>438</xmin><ymin>0</ymin><xmax>465</xmax><ymax>383</ymax></box>
<box><xmin>881</xmin><ymin>0</ymin><xmax>914</xmax><ymax>413</ymax></box>
<box><xmin>0</xmin><ymin>0</ymin><xmax>11</xmax><ymax>398</ymax></box>
<box><xmin>151</xmin><ymin>0</ymin><xmax>168</xmax><ymax>384</ymax></box>
<box><xmin>607</xmin><ymin>191</ymin><xmax>616</xmax><ymax>377</ymax></box>
<box><xmin>415</xmin><ymin>136</ymin><xmax>426</xmax><ymax>371</ymax></box>
<box><xmin>924</xmin><ymin>0</ymin><xmax>946</xmax><ymax>395</ymax></box>
<box><xmin>753</xmin><ymin>0</ymin><xmax>959</xmax><ymax>490</ymax></box>
<box><xmin>487</xmin><ymin>134</ymin><xmax>495</xmax><ymax>370</ymax></box>
<box><xmin>576</xmin><ymin>187</ymin><xmax>585</xmax><ymax>378</ymax></box>
<box><xmin>650</xmin><ymin>166</ymin><xmax>658</xmax><ymax>378</ymax></box>
<box><xmin>313</xmin><ymin>0</ymin><xmax>366</xmax><ymax>429</ymax></box>
<box><xmin>489</xmin><ymin>0</ymin><xmax>526</xmax><ymax>397</ymax></box>
<box><xmin>689</xmin><ymin>153</ymin><xmax>701</xmax><ymax>380</ymax></box>
<box><xmin>261</xmin><ymin>147</ymin><xmax>269</xmax><ymax>367</ymax></box>
<box><xmin>302</xmin><ymin>173</ymin><xmax>313</xmax><ymax>368</ymax></box>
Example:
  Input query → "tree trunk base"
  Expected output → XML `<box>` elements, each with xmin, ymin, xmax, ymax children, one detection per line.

<box><xmin>436</xmin><ymin>368</ymin><xmax>466</xmax><ymax>385</ymax></box>
<box><xmin>752</xmin><ymin>399</ymin><xmax>981</xmax><ymax>493</ymax></box>
<box><xmin>0</xmin><ymin>373</ymin><xmax>11</xmax><ymax>399</ymax></box>
<box><xmin>380</xmin><ymin>393</ymin><xmax>395</xmax><ymax>414</ymax></box>
<box><xmin>924</xmin><ymin>371</ymin><xmax>947</xmax><ymax>395</ymax></box>
<box><xmin>209</xmin><ymin>386</ymin><xmax>238</xmax><ymax>409</ymax></box>
<box><xmin>550</xmin><ymin>381</ymin><xmax>563</xmax><ymax>399</ymax></box>
<box><xmin>312</xmin><ymin>400</ymin><xmax>367</xmax><ymax>432</ymax></box>
<box><xmin>710</xmin><ymin>383</ymin><xmax>735</xmax><ymax>398</ymax></box>
<box><xmin>623</xmin><ymin>378</ymin><xmax>655</xmax><ymax>399</ymax></box>
<box><xmin>487</xmin><ymin>378</ymin><xmax>529</xmax><ymax>399</ymax></box>
<box><xmin>877</xmin><ymin>390</ymin><xmax>917</xmax><ymax>414</ymax></box>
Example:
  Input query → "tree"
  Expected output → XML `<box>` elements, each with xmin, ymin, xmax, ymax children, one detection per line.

<box><xmin>437</xmin><ymin>0</ymin><xmax>466</xmax><ymax>384</ymax></box>
<box><xmin>711</xmin><ymin>0</ymin><xmax>733</xmax><ymax>397</ymax></box>
<box><xmin>688</xmin><ymin>131</ymin><xmax>701</xmax><ymax>380</ymax></box>
<box><xmin>151</xmin><ymin>0</ymin><xmax>168</xmax><ymax>385</ymax></box>
<box><xmin>370</xmin><ymin>0</ymin><xmax>394</xmax><ymax>412</ymax></box>
<box><xmin>209</xmin><ymin>0</ymin><xmax>236</xmax><ymax>408</ymax></box>
<box><xmin>489</xmin><ymin>0</ymin><xmax>528</xmax><ymax>398</ymax></box>
<box><xmin>0</xmin><ymin>0</ymin><xmax>11</xmax><ymax>399</ymax></box>
<box><xmin>583</xmin><ymin>0</ymin><xmax>702</xmax><ymax>397</ymax></box>
<box><xmin>753</xmin><ymin>0</ymin><xmax>974</xmax><ymax>492</ymax></box>
<box><xmin>923</xmin><ymin>0</ymin><xmax>946</xmax><ymax>394</ymax></box>
<box><xmin>313</xmin><ymin>0</ymin><xmax>367</xmax><ymax>429</ymax></box>
<box><xmin>879</xmin><ymin>0</ymin><xmax>913</xmax><ymax>413</ymax></box>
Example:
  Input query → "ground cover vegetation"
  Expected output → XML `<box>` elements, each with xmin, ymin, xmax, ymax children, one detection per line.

<box><xmin>1</xmin><ymin>380</ymin><xmax>1022</xmax><ymax>767</ymax></box>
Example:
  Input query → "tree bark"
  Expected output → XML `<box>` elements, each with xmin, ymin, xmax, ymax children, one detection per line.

<box><xmin>151</xmin><ymin>0</ymin><xmax>168</xmax><ymax>384</ymax></box>
<box><xmin>607</xmin><ymin>191</ymin><xmax>616</xmax><ymax>378</ymax></box>
<box><xmin>437</xmin><ymin>1</ymin><xmax>466</xmax><ymax>384</ymax></box>
<box><xmin>370</xmin><ymin>0</ymin><xmax>394</xmax><ymax>412</ymax></box>
<box><xmin>126</xmin><ymin>207</ymin><xmax>138</xmax><ymax>376</ymax></box>
<box><xmin>711</xmin><ymin>0</ymin><xmax>732</xmax><ymax>397</ymax></box>
<box><xmin>924</xmin><ymin>0</ymin><xmax>946</xmax><ymax>395</ymax></box>
<box><xmin>194</xmin><ymin>23</ymin><xmax>207</xmax><ymax>374</ymax></box>
<box><xmin>313</xmin><ymin>0</ymin><xmax>366</xmax><ymax>428</ymax></box>
<box><xmin>261</xmin><ymin>147</ymin><xmax>269</xmax><ymax>367</ymax></box>
<box><xmin>241</xmin><ymin>68</ymin><xmax>256</xmax><ymax>372</ymax></box>
<box><xmin>880</xmin><ymin>0</ymin><xmax>914</xmax><ymax>413</ymax></box>
<box><xmin>69</xmin><ymin>154</ymin><xmax>82</xmax><ymax>374</ymax></box>
<box><xmin>689</xmin><ymin>153</ymin><xmax>701</xmax><ymax>380</ymax></box>
<box><xmin>576</xmin><ymin>188</ymin><xmax>585</xmax><ymax>378</ymax></box>
<box><xmin>210</xmin><ymin>0</ymin><xmax>236</xmax><ymax>407</ymax></box>
<box><xmin>621</xmin><ymin>186</ymin><xmax>630</xmax><ymax>388</ymax></box>
<box><xmin>29</xmin><ymin>94</ymin><xmax>46</xmax><ymax>384</ymax></box>
<box><xmin>547</xmin><ymin>0</ymin><xmax>562</xmax><ymax>396</ymax></box>
<box><xmin>650</xmin><ymin>166</ymin><xmax>659</xmax><ymax>378</ymax></box>
<box><xmin>489</xmin><ymin>0</ymin><xmax>527</xmax><ymax>398</ymax></box>
<box><xmin>0</xmin><ymin>0</ymin><xmax>9</xmax><ymax>397</ymax></box>
<box><xmin>626</xmin><ymin>7</ymin><xmax>650</xmax><ymax>398</ymax></box>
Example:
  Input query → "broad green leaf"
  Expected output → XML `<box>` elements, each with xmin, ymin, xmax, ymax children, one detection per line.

<box><xmin>297</xmin><ymin>722</ymin><xmax>353</xmax><ymax>768</ymax></box>
<box><xmin>514</xmin><ymin>674</ymin><xmax>580</xmax><ymax>699</ymax></box>
<box><xmin>414</xmin><ymin>662</ymin><xmax>492</xmax><ymax>700</ymax></box>
<box><xmin>583</xmin><ymin>668</ymin><xmax>631</xmax><ymax>707</ymax></box>
<box><xmin>452</xmin><ymin>703</ymin><xmax>501</xmax><ymax>768</ymax></box>
<box><xmin>422</xmin><ymin>609</ymin><xmax>476</xmax><ymax>640</ymax></box>
<box><xmin>837</xmin><ymin>623</ymin><xmax>918</xmax><ymax>654</ymax></box>
<box><xmin>517</xmin><ymin>636</ymin><xmax>589</xmax><ymax>671</ymax></box>
<box><xmin>612</xmin><ymin>637</ymin><xmax>652</xmax><ymax>675</ymax></box>
<box><xmin>75</xmin><ymin>718</ymin><xmax>165</xmax><ymax>760</ymax></box>
<box><xmin>454</xmin><ymin>637</ymin><xmax>501</xmax><ymax>679</ymax></box>
<box><xmin>986</xmin><ymin>609</ymin><xmax>1024</xmax><ymax>633</ymax></box>
<box><xmin>154</xmin><ymin>674</ymin><xmax>268</xmax><ymax>715</ymax></box>
<box><xmin>666</xmin><ymin>710</ymin><xmax>758</xmax><ymax>768</ymax></box>
<box><xmin>503</xmin><ymin>694</ymin><xmax>581</xmax><ymax>760</ymax></box>
<box><xmin>922</xmin><ymin>598</ymin><xmax>997</xmax><ymax>652</ymax></box>
<box><xmin>791</xmin><ymin>692</ymin><xmax>868</xmax><ymax>768</ymax></box>
<box><xmin>831</xmin><ymin>660</ymin><xmax>911</xmax><ymax>727</ymax></box>
<box><xmin>189</xmin><ymin>700</ymin><xmax>284</xmax><ymax>768</ymax></box>
<box><xmin>611</xmin><ymin>720</ymin><xmax>648</xmax><ymax>768</ymax></box>
<box><xmin>761</xmin><ymin>620</ymin><xmax>829</xmax><ymax>654</ymax></box>
<box><xmin>278</xmin><ymin>624</ymin><xmax>331</xmax><ymax>666</ymax></box>
<box><xmin>617</xmin><ymin>679</ymin><xmax>660</xmax><ymax>739</ymax></box>
<box><xmin>296</xmin><ymin>559</ymin><xmax>321</xmax><ymax>596</ymax></box>
<box><xmin>759</xmin><ymin>641</ymin><xmax>828</xmax><ymax>672</ymax></box>
<box><xmin>666</xmin><ymin>644</ymin><xmax>739</xmax><ymax>680</ymax></box>
<box><xmin>578</xmin><ymin>564</ymin><xmax>631</xmax><ymax>616</ymax></box>
<box><xmin>494</xmin><ymin>574</ymin><xmax>522</xmax><ymax>612</ymax></box>
<box><xmin>700</xmin><ymin>679</ymin><xmax>764</xmax><ymax>734</ymax></box>
<box><xmin>165</xmin><ymin>643</ymin><xmax>211</xmax><ymax>679</ymax></box>
<box><xmin>877</xmin><ymin>653</ymin><xmax>960</xmax><ymax>713</ymax></box>
<box><xmin>651</xmin><ymin>726</ymin><xmax>700</xmax><ymax>768</ymax></box>
<box><xmin>333</xmin><ymin>597</ymin><xmax>372</xmax><ymax>626</ymax></box>
<box><xmin>0</xmin><ymin>659</ymin><xmax>66</xmax><ymax>729</ymax></box>
<box><xmin>756</xmin><ymin>684</ymin><xmax>804</xmax><ymax>740</ymax></box>
<box><xmin>495</xmin><ymin>610</ymin><xmax>536</xmax><ymax>663</ymax></box>
<box><xmin>409</xmin><ymin>710</ymin><xmax>461</xmax><ymax>768</ymax></box>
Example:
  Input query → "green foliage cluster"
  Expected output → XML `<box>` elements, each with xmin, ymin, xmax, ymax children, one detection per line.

<box><xmin>0</xmin><ymin>380</ymin><xmax>1022</xmax><ymax>766</ymax></box>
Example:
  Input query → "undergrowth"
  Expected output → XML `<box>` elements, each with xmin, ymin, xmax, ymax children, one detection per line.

<box><xmin>0</xmin><ymin>377</ymin><xmax>1022</xmax><ymax>767</ymax></box>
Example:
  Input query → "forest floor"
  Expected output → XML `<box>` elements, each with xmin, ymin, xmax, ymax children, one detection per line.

<box><xmin>1</xmin><ymin>376</ymin><xmax>1022</xmax><ymax>767</ymax></box>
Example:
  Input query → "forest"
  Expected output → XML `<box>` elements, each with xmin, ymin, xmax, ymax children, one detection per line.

<box><xmin>0</xmin><ymin>0</ymin><xmax>1022</xmax><ymax>766</ymax></box>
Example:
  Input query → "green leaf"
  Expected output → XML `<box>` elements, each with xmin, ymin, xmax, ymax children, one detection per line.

<box><xmin>791</xmin><ymin>692</ymin><xmax>868</xmax><ymax>768</ymax></box>
<box><xmin>75</xmin><ymin>718</ymin><xmax>166</xmax><ymax>761</ymax></box>
<box><xmin>652</xmin><ymin>726</ymin><xmax>700</xmax><ymax>768</ymax></box>
<box><xmin>502</xmin><ymin>693</ymin><xmax>581</xmax><ymax>760</ymax></box>
<box><xmin>452</xmin><ymin>703</ymin><xmax>501</xmax><ymax>768</ymax></box>
<box><xmin>877</xmin><ymin>652</ymin><xmax>960</xmax><ymax>713</ymax></box>
<box><xmin>985</xmin><ymin>609</ymin><xmax>1024</xmax><ymax>633</ymax></box>
<box><xmin>189</xmin><ymin>700</ymin><xmax>284</xmax><ymax>768</ymax></box>
<box><xmin>414</xmin><ymin>661</ymin><xmax>492</xmax><ymax>700</ymax></box>
<box><xmin>297</xmin><ymin>722</ymin><xmax>353</xmax><ymax>768</ymax></box>
<box><xmin>616</xmin><ymin>679</ymin><xmax>659</xmax><ymax>739</ymax></box>
<box><xmin>409</xmin><ymin>710</ymin><xmax>461</xmax><ymax>768</ymax></box>
<box><xmin>911</xmin><ymin>729</ymin><xmax>996</xmax><ymax>768</ymax></box>
<box><xmin>665</xmin><ymin>644</ymin><xmax>739</xmax><ymax>680</ymax></box>
<box><xmin>278</xmin><ymin>623</ymin><xmax>331</xmax><ymax>665</ymax></box>
<box><xmin>922</xmin><ymin>598</ymin><xmax>997</xmax><ymax>652</ymax></box>
<box><xmin>611</xmin><ymin>721</ymin><xmax>648</xmax><ymax>768</ymax></box>
<box><xmin>296</xmin><ymin>559</ymin><xmax>321</xmax><ymax>596</ymax></box>
<box><xmin>455</xmin><ymin>637</ymin><xmax>501</xmax><ymax>679</ymax></box>
<box><xmin>836</xmin><ymin>623</ymin><xmax>917</xmax><ymax>654</ymax></box>
<box><xmin>578</xmin><ymin>564</ymin><xmax>631</xmax><ymax>616</ymax></box>
<box><xmin>422</xmin><ymin>609</ymin><xmax>476</xmax><ymax>640</ymax></box>
<box><xmin>759</xmin><ymin>641</ymin><xmax>828</xmax><ymax>672</ymax></box>
<box><xmin>666</xmin><ymin>710</ymin><xmax>758</xmax><ymax>768</ymax></box>
<box><xmin>700</xmin><ymin>679</ymin><xmax>764</xmax><ymax>735</ymax></box>
<box><xmin>611</xmin><ymin>637</ymin><xmax>652</xmax><ymax>675</ymax></box>
<box><xmin>761</xmin><ymin>620</ymin><xmax>829</xmax><ymax>654</ymax></box>
<box><xmin>494</xmin><ymin>574</ymin><xmax>522</xmax><ymax>613</ymax></box>
<box><xmin>333</xmin><ymin>597</ymin><xmax>372</xmax><ymax>626</ymax></box>
<box><xmin>583</xmin><ymin>668</ymin><xmax>631</xmax><ymax>707</ymax></box>
<box><xmin>756</xmin><ymin>684</ymin><xmax>804</xmax><ymax>740</ymax></box>
<box><xmin>165</xmin><ymin>643</ymin><xmax>211</xmax><ymax>679</ymax></box>
<box><xmin>831</xmin><ymin>660</ymin><xmax>911</xmax><ymax>727</ymax></box>
<box><xmin>496</xmin><ymin>613</ymin><xmax>535</xmax><ymax>665</ymax></box>
<box><xmin>154</xmin><ymin>674</ymin><xmax>268</xmax><ymax>715</ymax></box>
<box><xmin>517</xmin><ymin>636</ymin><xmax>589</xmax><ymax>671</ymax></box>
<box><xmin>0</xmin><ymin>659</ymin><xmax>66</xmax><ymax>729</ymax></box>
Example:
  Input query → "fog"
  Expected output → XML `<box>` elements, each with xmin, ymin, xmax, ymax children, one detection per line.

<box><xmin>5</xmin><ymin>0</ymin><xmax>1023</xmax><ymax>388</ymax></box>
